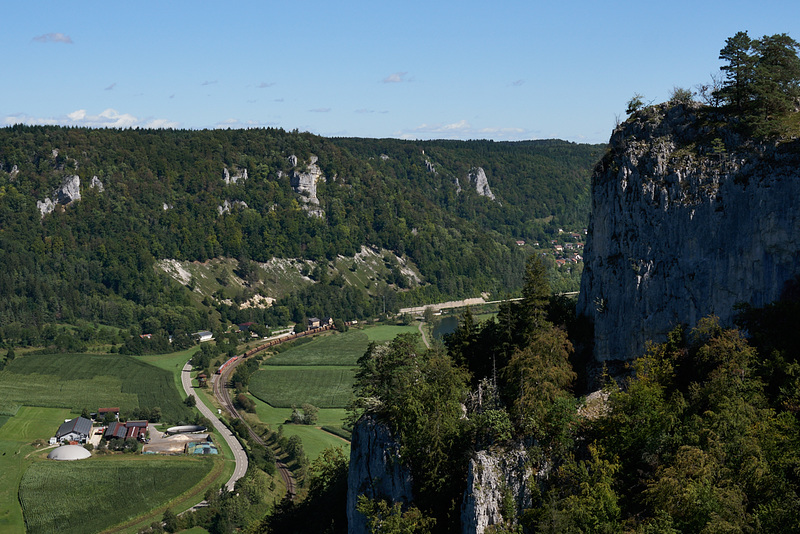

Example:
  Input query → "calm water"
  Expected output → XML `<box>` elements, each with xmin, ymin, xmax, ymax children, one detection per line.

<box><xmin>432</xmin><ymin>315</ymin><xmax>459</xmax><ymax>340</ymax></box>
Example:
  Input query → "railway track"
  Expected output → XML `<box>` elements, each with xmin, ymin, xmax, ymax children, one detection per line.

<box><xmin>211</xmin><ymin>327</ymin><xmax>332</xmax><ymax>500</ymax></box>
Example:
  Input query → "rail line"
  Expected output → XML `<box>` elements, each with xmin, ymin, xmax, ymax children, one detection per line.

<box><xmin>211</xmin><ymin>324</ymin><xmax>334</xmax><ymax>500</ymax></box>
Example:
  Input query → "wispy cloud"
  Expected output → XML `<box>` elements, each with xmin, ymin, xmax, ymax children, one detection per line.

<box><xmin>398</xmin><ymin>120</ymin><xmax>528</xmax><ymax>141</ymax></box>
<box><xmin>355</xmin><ymin>108</ymin><xmax>374</xmax><ymax>114</ymax></box>
<box><xmin>309</xmin><ymin>108</ymin><xmax>331</xmax><ymax>113</ymax></box>
<box><xmin>2</xmin><ymin>109</ymin><xmax>179</xmax><ymax>129</ymax></box>
<box><xmin>201</xmin><ymin>80</ymin><xmax>218</xmax><ymax>86</ymax></box>
<box><xmin>213</xmin><ymin>118</ymin><xmax>278</xmax><ymax>129</ymax></box>
<box><xmin>105</xmin><ymin>82</ymin><xmax>117</xmax><ymax>91</ymax></box>
<box><xmin>511</xmin><ymin>79</ymin><xmax>525</xmax><ymax>87</ymax></box>
<box><xmin>382</xmin><ymin>72</ymin><xmax>408</xmax><ymax>83</ymax></box>
<box><xmin>32</xmin><ymin>33</ymin><xmax>73</xmax><ymax>44</ymax></box>
<box><xmin>257</xmin><ymin>82</ymin><xmax>276</xmax><ymax>88</ymax></box>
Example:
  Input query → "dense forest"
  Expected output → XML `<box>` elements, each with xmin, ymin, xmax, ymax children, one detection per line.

<box><xmin>273</xmin><ymin>259</ymin><xmax>798</xmax><ymax>534</ymax></box>
<box><xmin>0</xmin><ymin>126</ymin><xmax>602</xmax><ymax>346</ymax></box>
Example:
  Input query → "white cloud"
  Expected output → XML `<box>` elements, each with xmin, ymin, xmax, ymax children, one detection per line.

<box><xmin>144</xmin><ymin>118</ymin><xmax>180</xmax><ymax>129</ymax></box>
<box><xmin>201</xmin><ymin>80</ymin><xmax>218</xmax><ymax>86</ymax></box>
<box><xmin>105</xmin><ymin>82</ymin><xmax>116</xmax><ymax>91</ymax></box>
<box><xmin>382</xmin><ymin>72</ymin><xmax>408</xmax><ymax>83</ymax></box>
<box><xmin>32</xmin><ymin>33</ymin><xmax>73</xmax><ymax>44</ymax></box>
<box><xmin>511</xmin><ymin>79</ymin><xmax>525</xmax><ymax>87</ymax></box>
<box><xmin>257</xmin><ymin>82</ymin><xmax>276</xmax><ymax>88</ymax></box>
<box><xmin>398</xmin><ymin>120</ymin><xmax>529</xmax><ymax>141</ymax></box>
<box><xmin>309</xmin><ymin>108</ymin><xmax>331</xmax><ymax>113</ymax></box>
<box><xmin>3</xmin><ymin>109</ymin><xmax>180</xmax><ymax>129</ymax></box>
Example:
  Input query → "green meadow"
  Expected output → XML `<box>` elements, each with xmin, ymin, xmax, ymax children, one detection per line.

<box><xmin>0</xmin><ymin>353</ymin><xmax>194</xmax><ymax>422</ymax></box>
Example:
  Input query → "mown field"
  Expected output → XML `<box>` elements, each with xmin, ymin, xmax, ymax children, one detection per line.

<box><xmin>0</xmin><ymin>353</ymin><xmax>193</xmax><ymax>422</ymax></box>
<box><xmin>249</xmin><ymin>366</ymin><xmax>356</xmax><ymax>408</ymax></box>
<box><xmin>19</xmin><ymin>456</ymin><xmax>215</xmax><ymax>534</ymax></box>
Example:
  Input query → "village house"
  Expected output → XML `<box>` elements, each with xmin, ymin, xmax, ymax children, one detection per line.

<box><xmin>307</xmin><ymin>317</ymin><xmax>321</xmax><ymax>328</ymax></box>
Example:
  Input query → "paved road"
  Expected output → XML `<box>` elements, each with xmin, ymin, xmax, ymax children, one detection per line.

<box><xmin>181</xmin><ymin>361</ymin><xmax>248</xmax><ymax>491</ymax></box>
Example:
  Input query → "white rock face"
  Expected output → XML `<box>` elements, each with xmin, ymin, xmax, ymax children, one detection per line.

<box><xmin>578</xmin><ymin>103</ymin><xmax>800</xmax><ymax>362</ymax></box>
<box><xmin>90</xmin><ymin>175</ymin><xmax>104</xmax><ymax>192</ymax></box>
<box><xmin>37</xmin><ymin>198</ymin><xmax>55</xmax><ymax>216</ymax></box>
<box><xmin>217</xmin><ymin>199</ymin><xmax>248</xmax><ymax>214</ymax></box>
<box><xmin>347</xmin><ymin>416</ymin><xmax>414</xmax><ymax>534</ymax></box>
<box><xmin>468</xmin><ymin>167</ymin><xmax>495</xmax><ymax>200</ymax></box>
<box><xmin>461</xmin><ymin>448</ymin><xmax>533</xmax><ymax>534</ymax></box>
<box><xmin>289</xmin><ymin>155</ymin><xmax>325</xmax><ymax>218</ymax></box>
<box><xmin>56</xmin><ymin>175</ymin><xmax>81</xmax><ymax>204</ymax></box>
<box><xmin>37</xmin><ymin>175</ymin><xmax>82</xmax><ymax>217</ymax></box>
<box><xmin>223</xmin><ymin>167</ymin><xmax>248</xmax><ymax>185</ymax></box>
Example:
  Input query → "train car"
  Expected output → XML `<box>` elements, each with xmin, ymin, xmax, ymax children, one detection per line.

<box><xmin>216</xmin><ymin>355</ymin><xmax>239</xmax><ymax>374</ymax></box>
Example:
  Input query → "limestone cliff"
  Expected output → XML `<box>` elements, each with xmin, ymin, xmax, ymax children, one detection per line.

<box><xmin>461</xmin><ymin>448</ymin><xmax>533</xmax><ymax>534</ymax></box>
<box><xmin>37</xmin><ymin>175</ymin><xmax>82</xmax><ymax>217</ymax></box>
<box><xmin>288</xmin><ymin>155</ymin><xmax>325</xmax><ymax>218</ymax></box>
<box><xmin>578</xmin><ymin>102</ymin><xmax>800</xmax><ymax>362</ymax></box>
<box><xmin>347</xmin><ymin>416</ymin><xmax>414</xmax><ymax>534</ymax></box>
<box><xmin>467</xmin><ymin>167</ymin><xmax>495</xmax><ymax>200</ymax></box>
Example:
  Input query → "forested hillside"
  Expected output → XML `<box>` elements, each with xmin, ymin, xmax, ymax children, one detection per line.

<box><xmin>0</xmin><ymin>126</ymin><xmax>602</xmax><ymax>344</ymax></box>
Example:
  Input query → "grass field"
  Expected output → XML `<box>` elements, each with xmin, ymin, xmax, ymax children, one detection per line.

<box><xmin>135</xmin><ymin>345</ymin><xmax>200</xmax><ymax>396</ymax></box>
<box><xmin>0</xmin><ymin>353</ymin><xmax>193</xmax><ymax>422</ymax></box>
<box><xmin>248</xmin><ymin>396</ymin><xmax>350</xmax><ymax>461</ymax></box>
<box><xmin>264</xmin><ymin>331</ymin><xmax>370</xmax><ymax>366</ymax></box>
<box><xmin>0</xmin><ymin>406</ymin><xmax>73</xmax><ymax>533</ymax></box>
<box><xmin>249</xmin><ymin>366</ymin><xmax>355</xmax><ymax>408</ymax></box>
<box><xmin>19</xmin><ymin>456</ymin><xmax>215</xmax><ymax>534</ymax></box>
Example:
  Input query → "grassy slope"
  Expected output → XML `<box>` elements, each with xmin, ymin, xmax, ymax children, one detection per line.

<box><xmin>0</xmin><ymin>406</ymin><xmax>72</xmax><ymax>533</ymax></box>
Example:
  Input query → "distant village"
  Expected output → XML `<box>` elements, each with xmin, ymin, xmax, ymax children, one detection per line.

<box><xmin>517</xmin><ymin>228</ymin><xmax>587</xmax><ymax>267</ymax></box>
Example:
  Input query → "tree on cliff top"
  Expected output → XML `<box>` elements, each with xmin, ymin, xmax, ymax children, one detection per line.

<box><xmin>716</xmin><ymin>31</ymin><xmax>800</xmax><ymax>126</ymax></box>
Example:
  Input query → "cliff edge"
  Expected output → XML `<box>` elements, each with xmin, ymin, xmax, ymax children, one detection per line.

<box><xmin>578</xmin><ymin>102</ymin><xmax>800</xmax><ymax>362</ymax></box>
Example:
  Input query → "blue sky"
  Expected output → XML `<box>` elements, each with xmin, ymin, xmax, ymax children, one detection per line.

<box><xmin>3</xmin><ymin>1</ymin><xmax>799</xmax><ymax>144</ymax></box>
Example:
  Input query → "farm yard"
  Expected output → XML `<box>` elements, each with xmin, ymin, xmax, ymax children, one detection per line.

<box><xmin>19</xmin><ymin>456</ymin><xmax>216</xmax><ymax>534</ymax></box>
<box><xmin>0</xmin><ymin>353</ymin><xmax>194</xmax><ymax>422</ymax></box>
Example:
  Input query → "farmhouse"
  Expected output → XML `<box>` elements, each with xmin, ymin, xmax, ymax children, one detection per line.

<box><xmin>55</xmin><ymin>416</ymin><xmax>93</xmax><ymax>443</ymax></box>
<box><xmin>105</xmin><ymin>420</ymin><xmax>149</xmax><ymax>441</ymax></box>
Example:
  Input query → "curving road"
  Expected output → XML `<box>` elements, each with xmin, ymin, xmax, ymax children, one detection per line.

<box><xmin>181</xmin><ymin>361</ymin><xmax>248</xmax><ymax>491</ymax></box>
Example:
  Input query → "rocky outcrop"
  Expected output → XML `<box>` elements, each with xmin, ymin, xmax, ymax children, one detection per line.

<box><xmin>217</xmin><ymin>199</ymin><xmax>248</xmax><ymax>215</ymax></box>
<box><xmin>578</xmin><ymin>102</ymin><xmax>800</xmax><ymax>362</ymax></box>
<box><xmin>468</xmin><ymin>167</ymin><xmax>495</xmax><ymax>200</ymax></box>
<box><xmin>289</xmin><ymin>155</ymin><xmax>325</xmax><ymax>218</ymax></box>
<box><xmin>223</xmin><ymin>167</ymin><xmax>248</xmax><ymax>185</ymax></box>
<box><xmin>56</xmin><ymin>175</ymin><xmax>81</xmax><ymax>204</ymax></box>
<box><xmin>90</xmin><ymin>175</ymin><xmax>104</xmax><ymax>192</ymax></box>
<box><xmin>347</xmin><ymin>416</ymin><xmax>414</xmax><ymax>534</ymax></box>
<box><xmin>37</xmin><ymin>175</ymin><xmax>82</xmax><ymax>217</ymax></box>
<box><xmin>461</xmin><ymin>448</ymin><xmax>533</xmax><ymax>534</ymax></box>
